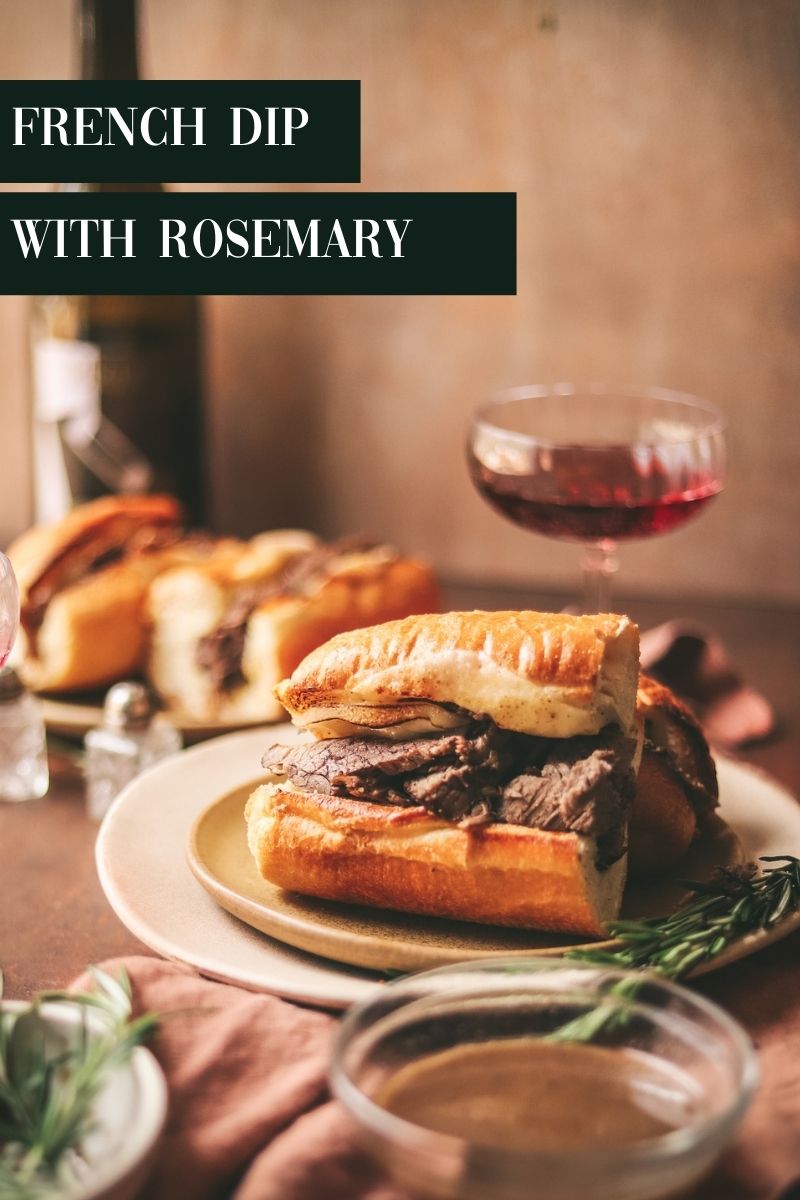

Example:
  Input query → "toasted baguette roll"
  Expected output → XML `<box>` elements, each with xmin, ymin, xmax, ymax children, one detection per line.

<box><xmin>148</xmin><ymin>545</ymin><xmax>440</xmax><ymax>722</ymax></box>
<box><xmin>628</xmin><ymin>675</ymin><xmax>719</xmax><ymax>875</ymax></box>
<box><xmin>246</xmin><ymin>782</ymin><xmax>627</xmax><ymax>936</ymax></box>
<box><xmin>8</xmin><ymin>494</ymin><xmax>241</xmax><ymax>692</ymax></box>
<box><xmin>279</xmin><ymin>610</ymin><xmax>639</xmax><ymax>739</ymax></box>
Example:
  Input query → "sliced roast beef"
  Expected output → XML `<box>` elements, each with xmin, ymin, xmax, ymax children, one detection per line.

<box><xmin>196</xmin><ymin>537</ymin><xmax>379</xmax><ymax>692</ymax></box>
<box><xmin>261</xmin><ymin>720</ymin><xmax>636</xmax><ymax>857</ymax></box>
<box><xmin>261</xmin><ymin>721</ymin><xmax>519</xmax><ymax>823</ymax></box>
<box><xmin>500</xmin><ymin>735</ymin><xmax>635</xmax><ymax>836</ymax></box>
<box><xmin>261</xmin><ymin>730</ymin><xmax>467</xmax><ymax>794</ymax></box>
<box><xmin>196</xmin><ymin>619</ymin><xmax>249</xmax><ymax>691</ymax></box>
<box><xmin>405</xmin><ymin>763</ymin><xmax>494</xmax><ymax>823</ymax></box>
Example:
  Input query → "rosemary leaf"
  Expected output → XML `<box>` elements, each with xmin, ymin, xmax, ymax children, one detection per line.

<box><xmin>554</xmin><ymin>855</ymin><xmax>800</xmax><ymax>1045</ymax></box>
<box><xmin>570</xmin><ymin>855</ymin><xmax>800</xmax><ymax>983</ymax></box>
<box><xmin>0</xmin><ymin>968</ymin><xmax>158</xmax><ymax>1192</ymax></box>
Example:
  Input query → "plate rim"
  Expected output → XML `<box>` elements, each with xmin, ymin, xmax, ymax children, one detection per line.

<box><xmin>97</xmin><ymin>728</ymin><xmax>800</xmax><ymax>1006</ymax></box>
<box><xmin>96</xmin><ymin>728</ymin><xmax>382</xmax><ymax>1009</ymax></box>
<box><xmin>187</xmin><ymin>787</ymin><xmax>755</xmax><ymax>972</ymax></box>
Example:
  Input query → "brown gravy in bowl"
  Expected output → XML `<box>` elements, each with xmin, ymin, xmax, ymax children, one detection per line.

<box><xmin>375</xmin><ymin>1038</ymin><xmax>701</xmax><ymax>1152</ymax></box>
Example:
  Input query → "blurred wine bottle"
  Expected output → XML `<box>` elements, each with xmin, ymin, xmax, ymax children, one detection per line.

<box><xmin>29</xmin><ymin>0</ymin><xmax>206</xmax><ymax>525</ymax></box>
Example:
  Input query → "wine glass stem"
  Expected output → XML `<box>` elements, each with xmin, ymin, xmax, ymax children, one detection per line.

<box><xmin>582</xmin><ymin>540</ymin><xmax>619</xmax><ymax>612</ymax></box>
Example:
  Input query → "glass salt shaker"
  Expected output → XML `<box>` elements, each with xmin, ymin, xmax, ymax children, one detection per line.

<box><xmin>84</xmin><ymin>682</ymin><xmax>182</xmax><ymax>821</ymax></box>
<box><xmin>0</xmin><ymin>667</ymin><xmax>49</xmax><ymax>802</ymax></box>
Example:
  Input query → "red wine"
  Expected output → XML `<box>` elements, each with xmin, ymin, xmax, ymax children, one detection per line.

<box><xmin>469</xmin><ymin>457</ymin><xmax>722</xmax><ymax>542</ymax></box>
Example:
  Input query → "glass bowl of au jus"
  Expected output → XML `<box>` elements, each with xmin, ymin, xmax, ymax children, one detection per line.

<box><xmin>330</xmin><ymin>959</ymin><xmax>757</xmax><ymax>1200</ymax></box>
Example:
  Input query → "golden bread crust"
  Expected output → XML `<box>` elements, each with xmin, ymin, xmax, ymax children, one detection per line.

<box><xmin>628</xmin><ymin>752</ymin><xmax>697</xmax><ymax>875</ymax></box>
<box><xmin>10</xmin><ymin>494</ymin><xmax>185</xmax><ymax>691</ymax></box>
<box><xmin>22</xmin><ymin>560</ymin><xmax>156</xmax><ymax>691</ymax></box>
<box><xmin>628</xmin><ymin>675</ymin><xmax>718</xmax><ymax>874</ymax></box>
<box><xmin>245</xmin><ymin>782</ymin><xmax>626</xmax><ymax>936</ymax></box>
<box><xmin>636</xmin><ymin>674</ymin><xmax>718</xmax><ymax>812</ymax></box>
<box><xmin>257</xmin><ymin>556</ymin><xmax>441</xmax><ymax>684</ymax></box>
<box><xmin>9</xmin><ymin>494</ymin><xmax>183</xmax><ymax>601</ymax></box>
<box><xmin>14</xmin><ymin>536</ymin><xmax>239</xmax><ymax>693</ymax></box>
<box><xmin>278</xmin><ymin>610</ymin><xmax>639</xmax><ymax>738</ymax></box>
<box><xmin>148</xmin><ymin>552</ymin><xmax>439</xmax><ymax>721</ymax></box>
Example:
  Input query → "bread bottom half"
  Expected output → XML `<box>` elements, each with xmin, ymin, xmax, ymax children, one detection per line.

<box><xmin>245</xmin><ymin>782</ymin><xmax>627</xmax><ymax>937</ymax></box>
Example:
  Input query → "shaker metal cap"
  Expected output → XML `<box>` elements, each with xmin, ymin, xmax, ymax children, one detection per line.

<box><xmin>0</xmin><ymin>666</ymin><xmax>24</xmax><ymax>702</ymax></box>
<box><xmin>102</xmin><ymin>681</ymin><xmax>155</xmax><ymax>731</ymax></box>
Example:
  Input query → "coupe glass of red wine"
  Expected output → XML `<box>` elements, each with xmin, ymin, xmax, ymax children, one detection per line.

<box><xmin>467</xmin><ymin>385</ymin><xmax>727</xmax><ymax>613</ymax></box>
<box><xmin>0</xmin><ymin>552</ymin><xmax>19</xmax><ymax>668</ymax></box>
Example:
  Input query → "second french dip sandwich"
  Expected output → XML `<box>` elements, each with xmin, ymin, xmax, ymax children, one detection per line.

<box><xmin>248</xmin><ymin>610</ymin><xmax>641</xmax><ymax>936</ymax></box>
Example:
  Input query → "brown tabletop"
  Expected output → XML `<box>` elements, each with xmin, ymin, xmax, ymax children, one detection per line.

<box><xmin>1</xmin><ymin>585</ymin><xmax>799</xmax><ymax>1200</ymax></box>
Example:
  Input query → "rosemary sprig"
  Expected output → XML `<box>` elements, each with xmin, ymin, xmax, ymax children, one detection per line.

<box><xmin>569</xmin><ymin>855</ymin><xmax>800</xmax><ymax>979</ymax></box>
<box><xmin>0</xmin><ymin>966</ymin><xmax>158</xmax><ymax>1195</ymax></box>
<box><xmin>549</xmin><ymin>856</ymin><xmax>800</xmax><ymax>1044</ymax></box>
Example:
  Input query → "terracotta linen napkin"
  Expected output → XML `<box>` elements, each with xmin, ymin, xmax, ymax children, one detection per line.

<box><xmin>639</xmin><ymin>620</ymin><xmax>775</xmax><ymax>749</ymax></box>
<box><xmin>74</xmin><ymin>956</ymin><xmax>402</xmax><ymax>1200</ymax></box>
<box><xmin>74</xmin><ymin>953</ymin><xmax>800</xmax><ymax>1200</ymax></box>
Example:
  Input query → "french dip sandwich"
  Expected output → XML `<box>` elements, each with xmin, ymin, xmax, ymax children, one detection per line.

<box><xmin>247</xmin><ymin>610</ymin><xmax>643</xmax><ymax>936</ymax></box>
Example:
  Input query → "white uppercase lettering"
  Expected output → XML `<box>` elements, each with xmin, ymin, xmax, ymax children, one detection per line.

<box><xmin>231</xmin><ymin>107</ymin><xmax>260</xmax><ymax>146</ymax></box>
<box><xmin>12</xmin><ymin>218</ymin><xmax>51</xmax><ymax>258</ymax></box>
<box><xmin>284</xmin><ymin>106</ymin><xmax>308</xmax><ymax>144</ymax></box>
<box><xmin>13</xmin><ymin>108</ymin><xmax>38</xmax><ymax>145</ymax></box>
<box><xmin>54</xmin><ymin>219</ymin><xmax>67</xmax><ymax>257</ymax></box>
<box><xmin>354</xmin><ymin>219</ymin><xmax>382</xmax><ymax>258</ymax></box>
<box><xmin>42</xmin><ymin>107</ymin><xmax>69</xmax><ymax>146</ymax></box>
<box><xmin>106</xmin><ymin>107</ymin><xmax>137</xmax><ymax>146</ymax></box>
<box><xmin>141</xmin><ymin>107</ymin><xmax>169</xmax><ymax>146</ymax></box>
<box><xmin>172</xmin><ymin>106</ymin><xmax>205</xmax><ymax>146</ymax></box>
<box><xmin>385</xmin><ymin>218</ymin><xmax>412</xmax><ymax>257</ymax></box>
<box><xmin>231</xmin><ymin>106</ymin><xmax>309</xmax><ymax>146</ymax></box>
<box><xmin>70</xmin><ymin>218</ymin><xmax>98</xmax><ymax>257</ymax></box>
<box><xmin>12</xmin><ymin>218</ymin><xmax>135</xmax><ymax>258</ymax></box>
<box><xmin>74</xmin><ymin>107</ymin><xmax>103</xmax><ymax>146</ymax></box>
<box><xmin>253</xmin><ymin>218</ymin><xmax>281</xmax><ymax>257</ymax></box>
<box><xmin>226</xmin><ymin>219</ymin><xmax>250</xmax><ymax>258</ymax></box>
<box><xmin>263</xmin><ymin>107</ymin><xmax>279</xmax><ymax>146</ymax></box>
<box><xmin>161</xmin><ymin>219</ymin><xmax>189</xmax><ymax>258</ymax></box>
<box><xmin>323</xmin><ymin>220</ymin><xmax>351</xmax><ymax>257</ymax></box>
<box><xmin>102</xmin><ymin>218</ymin><xmax>135</xmax><ymax>257</ymax></box>
<box><xmin>284</xmin><ymin>219</ymin><xmax>320</xmax><ymax>257</ymax></box>
<box><xmin>193</xmin><ymin>218</ymin><xmax>223</xmax><ymax>258</ymax></box>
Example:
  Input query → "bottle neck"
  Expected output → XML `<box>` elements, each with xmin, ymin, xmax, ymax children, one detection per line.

<box><xmin>79</xmin><ymin>0</ymin><xmax>140</xmax><ymax>81</ymax></box>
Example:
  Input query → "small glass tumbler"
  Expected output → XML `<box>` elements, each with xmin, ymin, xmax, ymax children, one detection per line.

<box><xmin>0</xmin><ymin>667</ymin><xmax>49</xmax><ymax>802</ymax></box>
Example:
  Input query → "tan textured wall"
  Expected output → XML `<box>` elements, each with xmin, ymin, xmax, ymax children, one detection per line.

<box><xmin>1</xmin><ymin>0</ymin><xmax>799</xmax><ymax>603</ymax></box>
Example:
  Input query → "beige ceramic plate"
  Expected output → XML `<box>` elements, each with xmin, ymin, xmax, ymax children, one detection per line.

<box><xmin>97</xmin><ymin>727</ymin><xmax>800</xmax><ymax>1009</ymax></box>
<box><xmin>187</xmin><ymin>785</ymin><xmax>743</xmax><ymax>973</ymax></box>
<box><xmin>41</xmin><ymin>694</ymin><xmax>268</xmax><ymax>744</ymax></box>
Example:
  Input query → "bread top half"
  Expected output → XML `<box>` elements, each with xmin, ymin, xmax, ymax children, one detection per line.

<box><xmin>9</xmin><ymin>494</ymin><xmax>183</xmax><ymax>603</ymax></box>
<box><xmin>276</xmin><ymin>610</ymin><xmax>640</xmax><ymax>739</ymax></box>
